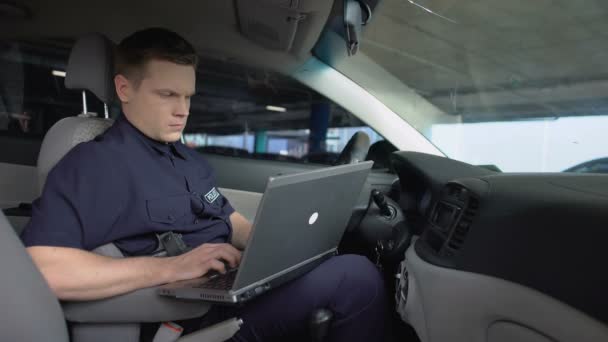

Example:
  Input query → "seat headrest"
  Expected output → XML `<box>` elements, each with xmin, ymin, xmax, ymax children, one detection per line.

<box><xmin>65</xmin><ymin>33</ymin><xmax>115</xmax><ymax>104</ymax></box>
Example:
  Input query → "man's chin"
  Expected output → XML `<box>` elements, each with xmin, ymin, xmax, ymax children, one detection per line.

<box><xmin>160</xmin><ymin>132</ymin><xmax>183</xmax><ymax>143</ymax></box>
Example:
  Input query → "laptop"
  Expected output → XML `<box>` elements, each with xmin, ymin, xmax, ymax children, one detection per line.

<box><xmin>158</xmin><ymin>161</ymin><xmax>373</xmax><ymax>304</ymax></box>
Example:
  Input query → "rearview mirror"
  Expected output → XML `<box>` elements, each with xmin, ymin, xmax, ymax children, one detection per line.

<box><xmin>343</xmin><ymin>0</ymin><xmax>371</xmax><ymax>56</ymax></box>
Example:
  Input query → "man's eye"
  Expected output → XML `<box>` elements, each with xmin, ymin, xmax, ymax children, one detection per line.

<box><xmin>159</xmin><ymin>92</ymin><xmax>173</xmax><ymax>97</ymax></box>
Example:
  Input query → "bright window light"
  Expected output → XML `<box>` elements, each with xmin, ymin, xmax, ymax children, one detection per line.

<box><xmin>52</xmin><ymin>70</ymin><xmax>66</xmax><ymax>77</ymax></box>
<box><xmin>266</xmin><ymin>105</ymin><xmax>286</xmax><ymax>112</ymax></box>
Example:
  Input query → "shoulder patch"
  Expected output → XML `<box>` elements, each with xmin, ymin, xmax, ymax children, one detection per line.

<box><xmin>204</xmin><ymin>187</ymin><xmax>220</xmax><ymax>204</ymax></box>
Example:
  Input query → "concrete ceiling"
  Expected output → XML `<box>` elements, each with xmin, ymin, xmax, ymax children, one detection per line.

<box><xmin>362</xmin><ymin>0</ymin><xmax>608</xmax><ymax>121</ymax></box>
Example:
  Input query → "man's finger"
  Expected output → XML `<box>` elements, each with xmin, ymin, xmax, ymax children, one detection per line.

<box><xmin>217</xmin><ymin>244</ymin><xmax>242</xmax><ymax>263</ymax></box>
<box><xmin>206</xmin><ymin>258</ymin><xmax>227</xmax><ymax>274</ymax></box>
<box><xmin>211</xmin><ymin>249</ymin><xmax>240</xmax><ymax>268</ymax></box>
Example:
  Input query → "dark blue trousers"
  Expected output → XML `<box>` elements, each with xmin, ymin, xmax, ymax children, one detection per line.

<box><xmin>181</xmin><ymin>254</ymin><xmax>388</xmax><ymax>342</ymax></box>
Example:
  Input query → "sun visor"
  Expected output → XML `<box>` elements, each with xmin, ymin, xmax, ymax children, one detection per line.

<box><xmin>236</xmin><ymin>0</ymin><xmax>312</xmax><ymax>51</ymax></box>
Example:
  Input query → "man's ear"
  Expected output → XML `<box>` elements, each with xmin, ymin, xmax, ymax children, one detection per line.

<box><xmin>114</xmin><ymin>74</ymin><xmax>131</xmax><ymax>103</ymax></box>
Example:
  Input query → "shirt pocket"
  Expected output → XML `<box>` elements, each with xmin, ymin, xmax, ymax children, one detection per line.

<box><xmin>146</xmin><ymin>195</ymin><xmax>190</xmax><ymax>224</ymax></box>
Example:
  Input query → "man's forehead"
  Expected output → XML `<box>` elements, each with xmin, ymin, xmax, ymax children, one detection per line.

<box><xmin>141</xmin><ymin>59</ymin><xmax>196</xmax><ymax>90</ymax></box>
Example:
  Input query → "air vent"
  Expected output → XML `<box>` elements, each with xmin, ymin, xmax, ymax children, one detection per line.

<box><xmin>199</xmin><ymin>293</ymin><xmax>225</xmax><ymax>301</ymax></box>
<box><xmin>446</xmin><ymin>197</ymin><xmax>478</xmax><ymax>251</ymax></box>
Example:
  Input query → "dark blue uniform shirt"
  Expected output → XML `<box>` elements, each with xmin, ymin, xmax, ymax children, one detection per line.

<box><xmin>21</xmin><ymin>114</ymin><xmax>235</xmax><ymax>256</ymax></box>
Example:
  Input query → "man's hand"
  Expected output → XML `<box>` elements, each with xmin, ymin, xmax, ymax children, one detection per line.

<box><xmin>166</xmin><ymin>243</ymin><xmax>242</xmax><ymax>282</ymax></box>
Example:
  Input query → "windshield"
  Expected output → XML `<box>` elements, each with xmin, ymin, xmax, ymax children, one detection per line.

<box><xmin>316</xmin><ymin>0</ymin><xmax>608</xmax><ymax>172</ymax></box>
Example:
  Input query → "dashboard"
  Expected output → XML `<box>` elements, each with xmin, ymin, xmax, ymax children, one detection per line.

<box><xmin>388</xmin><ymin>151</ymin><xmax>608</xmax><ymax>327</ymax></box>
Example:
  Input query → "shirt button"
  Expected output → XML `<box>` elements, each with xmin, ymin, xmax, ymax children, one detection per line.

<box><xmin>194</xmin><ymin>219</ymin><xmax>199</xmax><ymax>224</ymax></box>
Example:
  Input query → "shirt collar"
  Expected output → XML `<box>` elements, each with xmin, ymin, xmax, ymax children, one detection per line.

<box><xmin>116</xmin><ymin>114</ymin><xmax>189</xmax><ymax>161</ymax></box>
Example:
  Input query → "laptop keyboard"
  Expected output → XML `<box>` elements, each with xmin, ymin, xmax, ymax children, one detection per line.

<box><xmin>195</xmin><ymin>268</ymin><xmax>237</xmax><ymax>290</ymax></box>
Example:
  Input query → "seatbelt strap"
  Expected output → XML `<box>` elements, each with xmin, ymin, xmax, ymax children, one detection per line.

<box><xmin>152</xmin><ymin>322</ymin><xmax>183</xmax><ymax>342</ymax></box>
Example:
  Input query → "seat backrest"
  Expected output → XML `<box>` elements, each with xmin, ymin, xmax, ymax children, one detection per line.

<box><xmin>0</xmin><ymin>211</ymin><xmax>69</xmax><ymax>341</ymax></box>
<box><xmin>37</xmin><ymin>117</ymin><xmax>113</xmax><ymax>193</ymax></box>
<box><xmin>37</xmin><ymin>33</ymin><xmax>116</xmax><ymax>193</ymax></box>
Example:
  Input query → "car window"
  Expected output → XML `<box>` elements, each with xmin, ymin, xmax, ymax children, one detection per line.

<box><xmin>184</xmin><ymin>57</ymin><xmax>386</xmax><ymax>166</ymax></box>
<box><xmin>1</xmin><ymin>40</ymin><xmax>387</xmax><ymax>167</ymax></box>
<box><xmin>0</xmin><ymin>39</ymin><xmax>106</xmax><ymax>165</ymax></box>
<box><xmin>0</xmin><ymin>40</ymin><xmax>106</xmax><ymax>137</ymax></box>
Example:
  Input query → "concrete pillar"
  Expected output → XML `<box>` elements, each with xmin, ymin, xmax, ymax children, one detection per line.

<box><xmin>254</xmin><ymin>131</ymin><xmax>267</xmax><ymax>153</ymax></box>
<box><xmin>309</xmin><ymin>102</ymin><xmax>331</xmax><ymax>153</ymax></box>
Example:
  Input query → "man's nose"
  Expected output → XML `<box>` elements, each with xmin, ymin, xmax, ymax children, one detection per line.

<box><xmin>174</xmin><ymin>97</ymin><xmax>190</xmax><ymax>117</ymax></box>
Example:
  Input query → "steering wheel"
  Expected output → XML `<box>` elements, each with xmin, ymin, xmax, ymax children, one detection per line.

<box><xmin>334</xmin><ymin>131</ymin><xmax>371</xmax><ymax>165</ymax></box>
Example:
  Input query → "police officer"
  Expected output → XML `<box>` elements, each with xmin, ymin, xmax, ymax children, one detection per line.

<box><xmin>21</xmin><ymin>28</ymin><xmax>388</xmax><ymax>341</ymax></box>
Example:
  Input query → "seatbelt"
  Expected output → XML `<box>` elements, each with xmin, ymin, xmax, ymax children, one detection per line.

<box><xmin>152</xmin><ymin>322</ymin><xmax>183</xmax><ymax>342</ymax></box>
<box><xmin>150</xmin><ymin>234</ymin><xmax>190</xmax><ymax>342</ymax></box>
<box><xmin>152</xmin><ymin>231</ymin><xmax>192</xmax><ymax>257</ymax></box>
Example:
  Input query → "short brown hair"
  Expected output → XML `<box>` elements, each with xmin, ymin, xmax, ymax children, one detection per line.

<box><xmin>115</xmin><ymin>28</ymin><xmax>198</xmax><ymax>85</ymax></box>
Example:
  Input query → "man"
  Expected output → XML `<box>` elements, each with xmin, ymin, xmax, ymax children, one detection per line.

<box><xmin>21</xmin><ymin>28</ymin><xmax>387</xmax><ymax>341</ymax></box>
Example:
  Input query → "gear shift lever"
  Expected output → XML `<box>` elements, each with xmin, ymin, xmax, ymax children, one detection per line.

<box><xmin>310</xmin><ymin>308</ymin><xmax>333</xmax><ymax>342</ymax></box>
<box><xmin>371</xmin><ymin>189</ymin><xmax>392</xmax><ymax>217</ymax></box>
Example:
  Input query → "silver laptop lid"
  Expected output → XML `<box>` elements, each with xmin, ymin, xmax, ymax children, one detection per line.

<box><xmin>232</xmin><ymin>161</ymin><xmax>373</xmax><ymax>289</ymax></box>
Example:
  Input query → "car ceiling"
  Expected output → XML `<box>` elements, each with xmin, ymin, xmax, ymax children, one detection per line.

<box><xmin>0</xmin><ymin>0</ymin><xmax>333</xmax><ymax>72</ymax></box>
